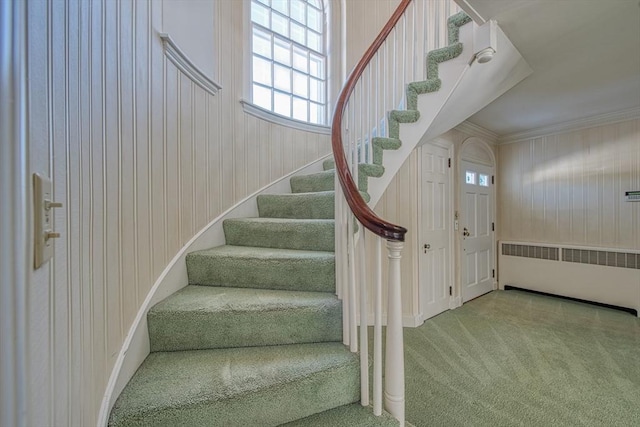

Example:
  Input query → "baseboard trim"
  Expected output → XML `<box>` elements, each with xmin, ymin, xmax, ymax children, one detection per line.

<box><xmin>504</xmin><ymin>285</ymin><xmax>638</xmax><ymax>317</ymax></box>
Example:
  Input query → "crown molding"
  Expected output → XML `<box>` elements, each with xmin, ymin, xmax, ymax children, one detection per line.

<box><xmin>498</xmin><ymin>107</ymin><xmax>640</xmax><ymax>144</ymax></box>
<box><xmin>454</xmin><ymin>120</ymin><xmax>499</xmax><ymax>143</ymax></box>
<box><xmin>159</xmin><ymin>33</ymin><xmax>222</xmax><ymax>96</ymax></box>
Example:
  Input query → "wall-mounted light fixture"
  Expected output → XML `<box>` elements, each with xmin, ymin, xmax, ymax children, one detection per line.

<box><xmin>473</xmin><ymin>20</ymin><xmax>497</xmax><ymax>64</ymax></box>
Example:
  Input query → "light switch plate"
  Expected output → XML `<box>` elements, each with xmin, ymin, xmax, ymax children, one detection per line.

<box><xmin>33</xmin><ymin>173</ymin><xmax>56</xmax><ymax>268</ymax></box>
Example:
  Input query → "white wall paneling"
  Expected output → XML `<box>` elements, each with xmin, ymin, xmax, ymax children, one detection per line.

<box><xmin>25</xmin><ymin>0</ymin><xmax>331</xmax><ymax>425</ymax></box>
<box><xmin>497</xmin><ymin>119</ymin><xmax>640</xmax><ymax>250</ymax></box>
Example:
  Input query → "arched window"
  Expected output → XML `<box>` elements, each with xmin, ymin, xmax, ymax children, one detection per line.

<box><xmin>250</xmin><ymin>0</ymin><xmax>326</xmax><ymax>125</ymax></box>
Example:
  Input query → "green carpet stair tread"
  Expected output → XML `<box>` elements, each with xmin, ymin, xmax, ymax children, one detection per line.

<box><xmin>108</xmin><ymin>343</ymin><xmax>360</xmax><ymax>427</ymax></box>
<box><xmin>186</xmin><ymin>245</ymin><xmax>335</xmax><ymax>292</ymax></box>
<box><xmin>257</xmin><ymin>191</ymin><xmax>336</xmax><ymax>219</ymax></box>
<box><xmin>280</xmin><ymin>404</ymin><xmax>400</xmax><ymax>426</ymax></box>
<box><xmin>148</xmin><ymin>285</ymin><xmax>342</xmax><ymax>352</ymax></box>
<box><xmin>224</xmin><ymin>217</ymin><xmax>335</xmax><ymax>252</ymax></box>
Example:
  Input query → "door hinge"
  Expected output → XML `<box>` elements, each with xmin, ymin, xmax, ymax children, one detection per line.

<box><xmin>448</xmin><ymin>158</ymin><xmax>451</xmax><ymax>168</ymax></box>
<box><xmin>491</xmin><ymin>175</ymin><xmax>494</xmax><ymax>184</ymax></box>
<box><xmin>492</xmin><ymin>222</ymin><xmax>495</xmax><ymax>232</ymax></box>
<box><xmin>492</xmin><ymin>269</ymin><xmax>495</xmax><ymax>278</ymax></box>
<box><xmin>449</xmin><ymin>286</ymin><xmax>452</xmax><ymax>296</ymax></box>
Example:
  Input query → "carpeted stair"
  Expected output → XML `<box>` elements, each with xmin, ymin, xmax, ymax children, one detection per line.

<box><xmin>108</xmin><ymin>11</ymin><xmax>470</xmax><ymax>426</ymax></box>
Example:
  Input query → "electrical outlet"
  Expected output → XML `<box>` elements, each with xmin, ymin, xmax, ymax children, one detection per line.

<box><xmin>33</xmin><ymin>173</ymin><xmax>62</xmax><ymax>269</ymax></box>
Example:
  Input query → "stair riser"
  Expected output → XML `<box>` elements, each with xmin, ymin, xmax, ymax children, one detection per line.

<box><xmin>223</xmin><ymin>220</ymin><xmax>335</xmax><ymax>252</ymax></box>
<box><xmin>186</xmin><ymin>253</ymin><xmax>335</xmax><ymax>292</ymax></box>
<box><xmin>148</xmin><ymin>302</ymin><xmax>342</xmax><ymax>352</ymax></box>
<box><xmin>257</xmin><ymin>193</ymin><xmax>335</xmax><ymax>219</ymax></box>
<box><xmin>290</xmin><ymin>173</ymin><xmax>334</xmax><ymax>193</ymax></box>
<box><xmin>290</xmin><ymin>170</ymin><xmax>369</xmax><ymax>193</ymax></box>
<box><xmin>323</xmin><ymin>158</ymin><xmax>336</xmax><ymax>170</ymax></box>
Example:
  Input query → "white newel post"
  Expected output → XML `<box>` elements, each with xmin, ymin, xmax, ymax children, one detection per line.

<box><xmin>384</xmin><ymin>240</ymin><xmax>405</xmax><ymax>426</ymax></box>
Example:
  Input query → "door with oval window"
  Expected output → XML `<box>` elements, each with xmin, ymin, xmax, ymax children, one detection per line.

<box><xmin>461</xmin><ymin>160</ymin><xmax>494</xmax><ymax>302</ymax></box>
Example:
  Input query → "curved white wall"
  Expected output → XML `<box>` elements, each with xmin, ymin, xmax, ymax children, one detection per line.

<box><xmin>24</xmin><ymin>1</ymin><xmax>331</xmax><ymax>425</ymax></box>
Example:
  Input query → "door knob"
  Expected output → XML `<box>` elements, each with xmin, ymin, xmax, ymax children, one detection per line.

<box><xmin>423</xmin><ymin>243</ymin><xmax>430</xmax><ymax>253</ymax></box>
<box><xmin>463</xmin><ymin>227</ymin><xmax>470</xmax><ymax>237</ymax></box>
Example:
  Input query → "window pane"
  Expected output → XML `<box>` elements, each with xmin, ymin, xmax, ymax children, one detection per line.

<box><xmin>307</xmin><ymin>7</ymin><xmax>322</xmax><ymax>32</ymax></box>
<box><xmin>252</xmin><ymin>55</ymin><xmax>272</xmax><ymax>86</ymax></box>
<box><xmin>293</xmin><ymin>72</ymin><xmax>308</xmax><ymax>97</ymax></box>
<box><xmin>273</xmin><ymin>64</ymin><xmax>291</xmax><ymax>92</ymax></box>
<box><xmin>272</xmin><ymin>0</ymin><xmax>288</xmax><ymax>16</ymax></box>
<box><xmin>309</xmin><ymin>53</ymin><xmax>323</xmax><ymax>78</ymax></box>
<box><xmin>309</xmin><ymin>78</ymin><xmax>324</xmax><ymax>103</ymax></box>
<box><xmin>249</xmin><ymin>0</ymin><xmax>327</xmax><ymax>125</ymax></box>
<box><xmin>253</xmin><ymin>84</ymin><xmax>272</xmax><ymax>110</ymax></box>
<box><xmin>273</xmin><ymin>37</ymin><xmax>291</xmax><ymax>65</ymax></box>
<box><xmin>251</xmin><ymin>2</ymin><xmax>270</xmax><ymax>27</ymax></box>
<box><xmin>252</xmin><ymin>28</ymin><xmax>271</xmax><ymax>59</ymax></box>
<box><xmin>291</xmin><ymin>21</ymin><xmax>305</xmax><ymax>45</ymax></box>
<box><xmin>292</xmin><ymin>47</ymin><xmax>308</xmax><ymax>72</ymax></box>
<box><xmin>272</xmin><ymin>12</ymin><xmax>289</xmax><ymax>37</ymax></box>
<box><xmin>291</xmin><ymin>0</ymin><xmax>305</xmax><ymax>24</ymax></box>
<box><xmin>465</xmin><ymin>171</ymin><xmax>476</xmax><ymax>185</ymax></box>
<box><xmin>274</xmin><ymin>91</ymin><xmax>291</xmax><ymax>117</ymax></box>
<box><xmin>309</xmin><ymin>102</ymin><xmax>322</xmax><ymax>124</ymax></box>
<box><xmin>306</xmin><ymin>30</ymin><xmax>321</xmax><ymax>52</ymax></box>
<box><xmin>479</xmin><ymin>174</ymin><xmax>489</xmax><ymax>187</ymax></box>
<box><xmin>293</xmin><ymin>97</ymin><xmax>308</xmax><ymax>121</ymax></box>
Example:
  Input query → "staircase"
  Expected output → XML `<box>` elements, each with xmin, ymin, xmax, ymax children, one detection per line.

<box><xmin>108</xmin><ymin>7</ymin><xmax>474</xmax><ymax>427</ymax></box>
<box><xmin>108</xmin><ymin>169</ymin><xmax>400</xmax><ymax>426</ymax></box>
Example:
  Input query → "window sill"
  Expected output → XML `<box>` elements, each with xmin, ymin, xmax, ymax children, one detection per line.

<box><xmin>240</xmin><ymin>99</ymin><xmax>331</xmax><ymax>135</ymax></box>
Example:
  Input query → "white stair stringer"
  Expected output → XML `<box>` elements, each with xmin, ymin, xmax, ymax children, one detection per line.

<box><xmin>367</xmin><ymin>20</ymin><xmax>531</xmax><ymax>208</ymax></box>
<box><xmin>423</xmin><ymin>24</ymin><xmax>532</xmax><ymax>141</ymax></box>
<box><xmin>367</xmin><ymin>20</ymin><xmax>474</xmax><ymax>208</ymax></box>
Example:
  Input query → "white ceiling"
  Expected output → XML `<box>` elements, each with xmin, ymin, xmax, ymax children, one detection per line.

<box><xmin>459</xmin><ymin>0</ymin><xmax>640</xmax><ymax>138</ymax></box>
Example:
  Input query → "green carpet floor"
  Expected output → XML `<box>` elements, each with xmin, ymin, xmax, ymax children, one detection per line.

<box><xmin>402</xmin><ymin>290</ymin><xmax>640</xmax><ymax>427</ymax></box>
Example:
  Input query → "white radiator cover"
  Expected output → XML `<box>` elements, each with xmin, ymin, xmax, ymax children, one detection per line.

<box><xmin>498</xmin><ymin>241</ymin><xmax>640</xmax><ymax>316</ymax></box>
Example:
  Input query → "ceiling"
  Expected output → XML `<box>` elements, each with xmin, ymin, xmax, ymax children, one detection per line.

<box><xmin>458</xmin><ymin>0</ymin><xmax>640</xmax><ymax>139</ymax></box>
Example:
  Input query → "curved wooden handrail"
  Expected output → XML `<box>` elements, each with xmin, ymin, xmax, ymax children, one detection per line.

<box><xmin>331</xmin><ymin>0</ymin><xmax>411</xmax><ymax>242</ymax></box>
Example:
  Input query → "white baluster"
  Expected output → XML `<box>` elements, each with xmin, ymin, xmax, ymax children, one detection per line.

<box><xmin>373</xmin><ymin>236</ymin><xmax>383</xmax><ymax>416</ymax></box>
<box><xmin>335</xmin><ymin>183</ymin><xmax>350</xmax><ymax>346</ymax></box>
<box><xmin>385</xmin><ymin>240</ymin><xmax>405</xmax><ymax>426</ymax></box>
<box><xmin>347</xmin><ymin>212</ymin><xmax>358</xmax><ymax>352</ymax></box>
<box><xmin>358</xmin><ymin>231</ymin><xmax>369</xmax><ymax>406</ymax></box>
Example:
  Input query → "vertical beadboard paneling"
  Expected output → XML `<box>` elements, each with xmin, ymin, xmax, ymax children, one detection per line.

<box><xmin>365</xmin><ymin>151</ymin><xmax>419</xmax><ymax>321</ymax></box>
<box><xmin>26</xmin><ymin>0</ymin><xmax>331</xmax><ymax>425</ymax></box>
<box><xmin>50</xmin><ymin>0</ymin><xmax>69</xmax><ymax>423</ymax></box>
<box><xmin>497</xmin><ymin>119</ymin><xmax>640</xmax><ymax>250</ymax></box>
<box><xmin>67</xmin><ymin>1</ymin><xmax>82</xmax><ymax>423</ymax></box>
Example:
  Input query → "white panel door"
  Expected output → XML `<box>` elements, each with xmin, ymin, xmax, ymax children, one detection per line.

<box><xmin>461</xmin><ymin>160</ymin><xmax>494</xmax><ymax>302</ymax></box>
<box><xmin>419</xmin><ymin>143</ymin><xmax>451</xmax><ymax>320</ymax></box>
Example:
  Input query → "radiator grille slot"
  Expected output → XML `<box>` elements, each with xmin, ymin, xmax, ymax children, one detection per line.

<box><xmin>562</xmin><ymin>248</ymin><xmax>639</xmax><ymax>270</ymax></box>
<box><xmin>502</xmin><ymin>244</ymin><xmax>559</xmax><ymax>261</ymax></box>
